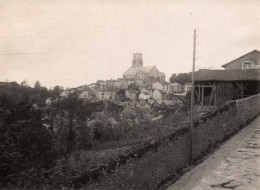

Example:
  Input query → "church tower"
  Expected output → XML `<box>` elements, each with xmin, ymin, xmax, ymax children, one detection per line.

<box><xmin>132</xmin><ymin>53</ymin><xmax>143</xmax><ymax>67</ymax></box>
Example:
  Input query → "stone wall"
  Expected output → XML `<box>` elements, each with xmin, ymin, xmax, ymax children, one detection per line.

<box><xmin>73</xmin><ymin>94</ymin><xmax>260</xmax><ymax>190</ymax></box>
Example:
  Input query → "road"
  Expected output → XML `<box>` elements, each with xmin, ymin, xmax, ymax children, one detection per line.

<box><xmin>167</xmin><ymin>116</ymin><xmax>260</xmax><ymax>190</ymax></box>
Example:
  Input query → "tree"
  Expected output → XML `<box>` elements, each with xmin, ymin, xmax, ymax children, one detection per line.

<box><xmin>0</xmin><ymin>99</ymin><xmax>57</xmax><ymax>188</ymax></box>
<box><xmin>170</xmin><ymin>72</ymin><xmax>192</xmax><ymax>84</ymax></box>
<box><xmin>34</xmin><ymin>80</ymin><xmax>41</xmax><ymax>89</ymax></box>
<box><xmin>52</xmin><ymin>85</ymin><xmax>63</xmax><ymax>97</ymax></box>
<box><xmin>21</xmin><ymin>80</ymin><xmax>28</xmax><ymax>87</ymax></box>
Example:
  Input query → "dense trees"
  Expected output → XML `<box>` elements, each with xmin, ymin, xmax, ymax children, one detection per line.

<box><xmin>0</xmin><ymin>81</ymin><xmax>191</xmax><ymax>189</ymax></box>
<box><xmin>0</xmin><ymin>99</ymin><xmax>57</xmax><ymax>188</ymax></box>
<box><xmin>0</xmin><ymin>81</ymin><xmax>52</xmax><ymax>107</ymax></box>
<box><xmin>170</xmin><ymin>72</ymin><xmax>192</xmax><ymax>84</ymax></box>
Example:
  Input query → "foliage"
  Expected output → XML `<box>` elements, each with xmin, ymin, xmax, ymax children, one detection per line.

<box><xmin>170</xmin><ymin>72</ymin><xmax>192</xmax><ymax>84</ymax></box>
<box><xmin>0</xmin><ymin>81</ymin><xmax>53</xmax><ymax>107</ymax></box>
<box><xmin>0</xmin><ymin>81</ymin><xmax>191</xmax><ymax>189</ymax></box>
<box><xmin>0</xmin><ymin>99</ymin><xmax>57</xmax><ymax>188</ymax></box>
<box><xmin>34</xmin><ymin>80</ymin><xmax>41</xmax><ymax>89</ymax></box>
<box><xmin>52</xmin><ymin>85</ymin><xmax>63</xmax><ymax>97</ymax></box>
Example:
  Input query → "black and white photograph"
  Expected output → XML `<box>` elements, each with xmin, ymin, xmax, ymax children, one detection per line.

<box><xmin>0</xmin><ymin>0</ymin><xmax>260</xmax><ymax>189</ymax></box>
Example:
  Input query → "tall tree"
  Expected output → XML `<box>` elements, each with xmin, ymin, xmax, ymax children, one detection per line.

<box><xmin>21</xmin><ymin>80</ymin><xmax>28</xmax><ymax>87</ymax></box>
<box><xmin>34</xmin><ymin>80</ymin><xmax>41</xmax><ymax>89</ymax></box>
<box><xmin>52</xmin><ymin>85</ymin><xmax>63</xmax><ymax>97</ymax></box>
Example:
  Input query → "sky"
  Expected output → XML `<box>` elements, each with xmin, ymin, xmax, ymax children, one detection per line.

<box><xmin>0</xmin><ymin>0</ymin><xmax>259</xmax><ymax>88</ymax></box>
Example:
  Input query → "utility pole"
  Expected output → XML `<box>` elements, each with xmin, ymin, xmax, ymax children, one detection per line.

<box><xmin>190</xmin><ymin>28</ymin><xmax>196</xmax><ymax>165</ymax></box>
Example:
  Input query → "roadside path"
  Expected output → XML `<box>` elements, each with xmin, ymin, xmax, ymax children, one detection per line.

<box><xmin>167</xmin><ymin>116</ymin><xmax>260</xmax><ymax>190</ymax></box>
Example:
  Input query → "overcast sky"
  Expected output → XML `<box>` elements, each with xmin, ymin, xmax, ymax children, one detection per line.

<box><xmin>0</xmin><ymin>0</ymin><xmax>259</xmax><ymax>88</ymax></box>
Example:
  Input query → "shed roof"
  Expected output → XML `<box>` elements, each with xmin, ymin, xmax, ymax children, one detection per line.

<box><xmin>194</xmin><ymin>69</ymin><xmax>260</xmax><ymax>82</ymax></box>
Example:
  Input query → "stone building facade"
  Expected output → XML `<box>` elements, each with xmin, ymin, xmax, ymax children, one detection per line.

<box><xmin>222</xmin><ymin>50</ymin><xmax>260</xmax><ymax>70</ymax></box>
<box><xmin>123</xmin><ymin>53</ymin><xmax>166</xmax><ymax>88</ymax></box>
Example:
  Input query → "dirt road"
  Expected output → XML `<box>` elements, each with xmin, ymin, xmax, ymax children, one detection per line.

<box><xmin>167</xmin><ymin>116</ymin><xmax>260</xmax><ymax>190</ymax></box>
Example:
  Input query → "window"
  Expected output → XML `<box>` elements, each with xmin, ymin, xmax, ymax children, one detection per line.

<box><xmin>243</xmin><ymin>62</ymin><xmax>252</xmax><ymax>69</ymax></box>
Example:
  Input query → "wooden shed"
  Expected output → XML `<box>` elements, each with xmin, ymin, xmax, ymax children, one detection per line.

<box><xmin>194</xmin><ymin>69</ymin><xmax>260</xmax><ymax>106</ymax></box>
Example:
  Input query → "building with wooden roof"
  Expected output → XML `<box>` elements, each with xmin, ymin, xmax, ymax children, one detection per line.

<box><xmin>194</xmin><ymin>69</ymin><xmax>260</xmax><ymax>106</ymax></box>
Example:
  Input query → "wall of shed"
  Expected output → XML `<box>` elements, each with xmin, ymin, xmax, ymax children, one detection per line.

<box><xmin>216</xmin><ymin>82</ymin><xmax>234</xmax><ymax>101</ymax></box>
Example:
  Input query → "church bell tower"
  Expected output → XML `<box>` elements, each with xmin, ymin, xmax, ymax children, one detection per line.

<box><xmin>132</xmin><ymin>53</ymin><xmax>143</xmax><ymax>67</ymax></box>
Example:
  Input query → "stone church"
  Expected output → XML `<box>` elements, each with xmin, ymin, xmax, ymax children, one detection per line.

<box><xmin>123</xmin><ymin>53</ymin><xmax>166</xmax><ymax>88</ymax></box>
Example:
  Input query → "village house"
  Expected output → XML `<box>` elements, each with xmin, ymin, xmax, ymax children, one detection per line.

<box><xmin>184</xmin><ymin>83</ymin><xmax>192</xmax><ymax>94</ymax></box>
<box><xmin>162</xmin><ymin>82</ymin><xmax>170</xmax><ymax>94</ymax></box>
<box><xmin>123</xmin><ymin>53</ymin><xmax>166</xmax><ymax>87</ymax></box>
<box><xmin>152</xmin><ymin>81</ymin><xmax>163</xmax><ymax>91</ymax></box>
<box><xmin>121</xmin><ymin>79</ymin><xmax>135</xmax><ymax>89</ymax></box>
<box><xmin>76</xmin><ymin>85</ymin><xmax>87</xmax><ymax>91</ymax></box>
<box><xmin>60</xmin><ymin>91</ymin><xmax>69</xmax><ymax>99</ymax></box>
<box><xmin>79</xmin><ymin>90</ymin><xmax>91</xmax><ymax>100</ymax></box>
<box><xmin>147</xmin><ymin>98</ymin><xmax>156</xmax><ymax>106</ymax></box>
<box><xmin>152</xmin><ymin>90</ymin><xmax>166</xmax><ymax>101</ymax></box>
<box><xmin>140</xmin><ymin>87</ymin><xmax>153</xmax><ymax>97</ymax></box>
<box><xmin>221</xmin><ymin>50</ymin><xmax>260</xmax><ymax>70</ymax></box>
<box><xmin>139</xmin><ymin>92</ymin><xmax>150</xmax><ymax>100</ymax></box>
<box><xmin>95</xmin><ymin>88</ymin><xmax>117</xmax><ymax>100</ymax></box>
<box><xmin>125</xmin><ymin>89</ymin><xmax>139</xmax><ymax>100</ymax></box>
<box><xmin>114</xmin><ymin>78</ymin><xmax>123</xmax><ymax>89</ymax></box>
<box><xmin>169</xmin><ymin>82</ymin><xmax>182</xmax><ymax>93</ymax></box>
<box><xmin>88</xmin><ymin>83</ymin><xmax>100</xmax><ymax>89</ymax></box>
<box><xmin>106</xmin><ymin>79</ymin><xmax>115</xmax><ymax>86</ymax></box>
<box><xmin>140</xmin><ymin>87</ymin><xmax>149</xmax><ymax>93</ymax></box>
<box><xmin>45</xmin><ymin>97</ymin><xmax>58</xmax><ymax>105</ymax></box>
<box><xmin>96</xmin><ymin>80</ymin><xmax>106</xmax><ymax>86</ymax></box>
<box><xmin>105</xmin><ymin>79</ymin><xmax>123</xmax><ymax>90</ymax></box>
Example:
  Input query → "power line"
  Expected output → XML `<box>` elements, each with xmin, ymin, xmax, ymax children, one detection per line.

<box><xmin>0</xmin><ymin>19</ymin><xmax>83</xmax><ymax>26</ymax></box>
<box><xmin>0</xmin><ymin>50</ymin><xmax>104</xmax><ymax>55</ymax></box>
<box><xmin>0</xmin><ymin>36</ymin><xmax>89</xmax><ymax>39</ymax></box>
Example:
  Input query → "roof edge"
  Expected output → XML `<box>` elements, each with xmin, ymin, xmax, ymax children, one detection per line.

<box><xmin>221</xmin><ymin>50</ymin><xmax>260</xmax><ymax>67</ymax></box>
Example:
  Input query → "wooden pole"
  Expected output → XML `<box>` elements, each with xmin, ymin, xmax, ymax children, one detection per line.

<box><xmin>213</xmin><ymin>83</ymin><xmax>217</xmax><ymax>105</ymax></box>
<box><xmin>190</xmin><ymin>28</ymin><xmax>196</xmax><ymax>165</ymax></box>
<box><xmin>201</xmin><ymin>83</ymin><xmax>204</xmax><ymax>106</ymax></box>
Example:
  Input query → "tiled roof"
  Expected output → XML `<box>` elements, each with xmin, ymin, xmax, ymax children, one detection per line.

<box><xmin>123</xmin><ymin>66</ymin><xmax>154</xmax><ymax>76</ymax></box>
<box><xmin>194</xmin><ymin>69</ymin><xmax>260</xmax><ymax>82</ymax></box>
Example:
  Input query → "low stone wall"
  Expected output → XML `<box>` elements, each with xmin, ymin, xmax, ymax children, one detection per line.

<box><xmin>74</xmin><ymin>94</ymin><xmax>260</xmax><ymax>190</ymax></box>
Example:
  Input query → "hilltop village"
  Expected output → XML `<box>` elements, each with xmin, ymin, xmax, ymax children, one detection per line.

<box><xmin>45</xmin><ymin>53</ymin><xmax>191</xmax><ymax>107</ymax></box>
<box><xmin>1</xmin><ymin>50</ymin><xmax>260</xmax><ymax>189</ymax></box>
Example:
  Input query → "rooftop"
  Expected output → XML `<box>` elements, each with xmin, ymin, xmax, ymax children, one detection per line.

<box><xmin>194</xmin><ymin>69</ymin><xmax>260</xmax><ymax>82</ymax></box>
<box><xmin>123</xmin><ymin>66</ymin><xmax>154</xmax><ymax>76</ymax></box>
<box><xmin>221</xmin><ymin>50</ymin><xmax>260</xmax><ymax>67</ymax></box>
